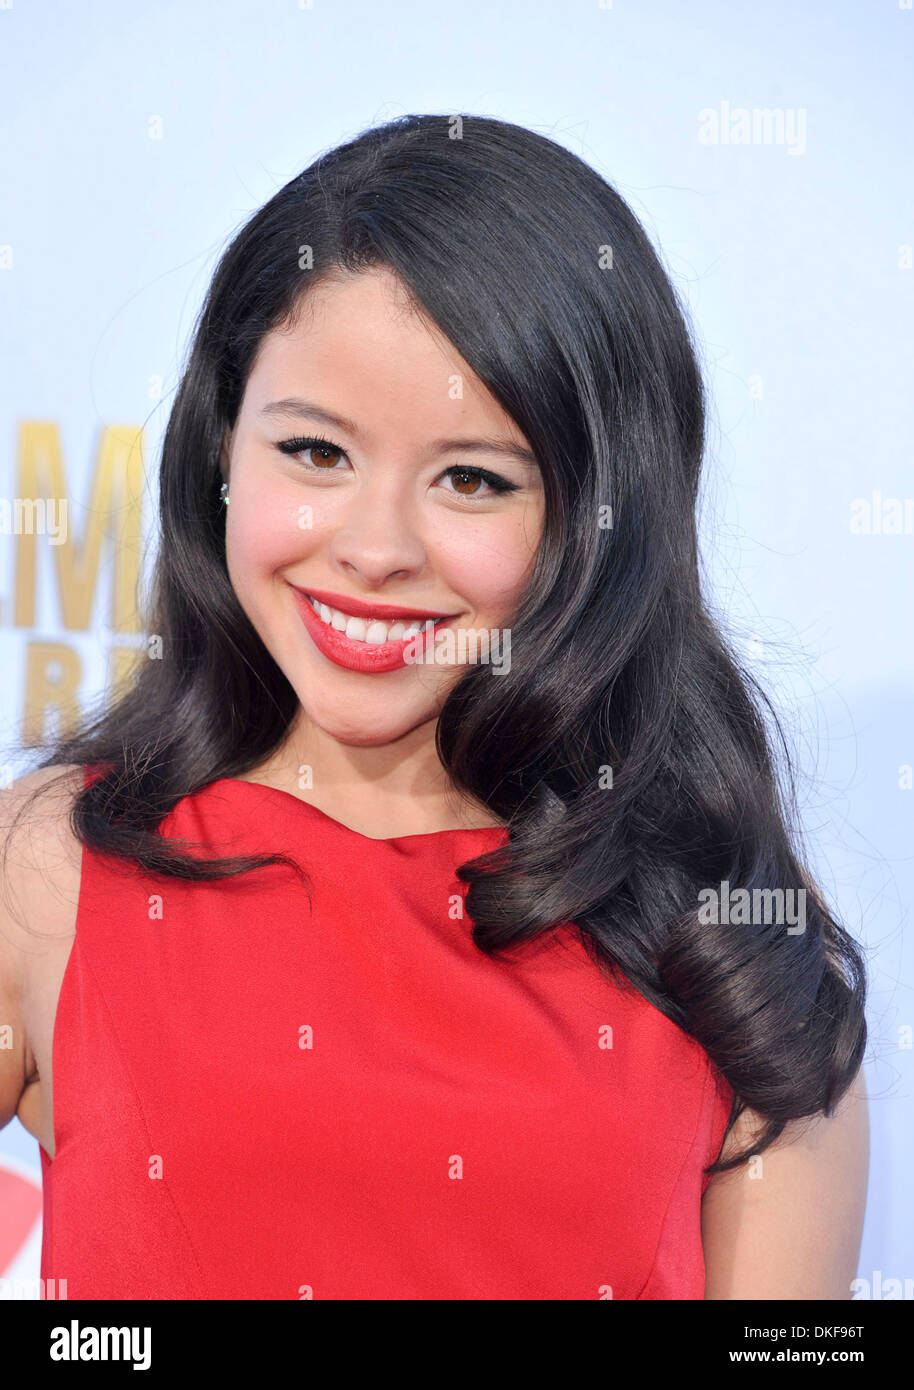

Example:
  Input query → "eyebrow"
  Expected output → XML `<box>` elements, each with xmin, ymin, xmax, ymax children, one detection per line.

<box><xmin>259</xmin><ymin>397</ymin><xmax>539</xmax><ymax>467</ymax></box>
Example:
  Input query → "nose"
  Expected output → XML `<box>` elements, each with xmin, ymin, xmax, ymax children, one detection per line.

<box><xmin>326</xmin><ymin>470</ymin><xmax>427</xmax><ymax>589</ymax></box>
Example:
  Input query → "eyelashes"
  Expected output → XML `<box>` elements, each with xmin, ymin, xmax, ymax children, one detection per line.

<box><xmin>274</xmin><ymin>435</ymin><xmax>521</xmax><ymax>499</ymax></box>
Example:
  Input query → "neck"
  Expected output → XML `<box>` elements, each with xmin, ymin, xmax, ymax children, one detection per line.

<box><xmin>236</xmin><ymin>710</ymin><xmax>504</xmax><ymax>838</ymax></box>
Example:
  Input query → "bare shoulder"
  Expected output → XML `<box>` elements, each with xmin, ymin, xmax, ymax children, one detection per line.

<box><xmin>0</xmin><ymin>763</ymin><xmax>85</xmax><ymax>975</ymax></box>
<box><xmin>0</xmin><ymin>764</ymin><xmax>86</xmax><ymax>925</ymax></box>
<box><xmin>701</xmin><ymin>1065</ymin><xmax>869</xmax><ymax>1299</ymax></box>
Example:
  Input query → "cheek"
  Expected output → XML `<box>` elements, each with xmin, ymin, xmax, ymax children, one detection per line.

<box><xmin>432</xmin><ymin>513</ymin><xmax>541</xmax><ymax>621</ymax></box>
<box><xmin>225</xmin><ymin>479</ymin><xmax>321</xmax><ymax>583</ymax></box>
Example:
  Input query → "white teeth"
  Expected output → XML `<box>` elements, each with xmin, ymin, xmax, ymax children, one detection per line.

<box><xmin>307</xmin><ymin>595</ymin><xmax>442</xmax><ymax>645</ymax></box>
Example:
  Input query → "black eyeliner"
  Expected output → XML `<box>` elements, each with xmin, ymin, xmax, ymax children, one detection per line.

<box><xmin>274</xmin><ymin>436</ymin><xmax>520</xmax><ymax>494</ymax></box>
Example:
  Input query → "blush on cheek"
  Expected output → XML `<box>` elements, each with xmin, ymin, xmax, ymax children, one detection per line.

<box><xmin>447</xmin><ymin>550</ymin><xmax>534</xmax><ymax>626</ymax></box>
<box><xmin>227</xmin><ymin>494</ymin><xmax>324</xmax><ymax>581</ymax></box>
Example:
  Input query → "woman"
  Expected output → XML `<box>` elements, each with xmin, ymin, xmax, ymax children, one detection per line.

<box><xmin>0</xmin><ymin>113</ymin><xmax>868</xmax><ymax>1300</ymax></box>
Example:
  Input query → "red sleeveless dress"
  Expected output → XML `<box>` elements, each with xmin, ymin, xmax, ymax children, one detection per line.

<box><xmin>39</xmin><ymin>766</ymin><xmax>733</xmax><ymax>1300</ymax></box>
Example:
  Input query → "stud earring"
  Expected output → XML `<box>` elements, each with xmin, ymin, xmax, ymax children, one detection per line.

<box><xmin>220</xmin><ymin>482</ymin><xmax>230</xmax><ymax>506</ymax></box>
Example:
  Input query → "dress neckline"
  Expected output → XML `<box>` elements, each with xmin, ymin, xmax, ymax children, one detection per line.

<box><xmin>206</xmin><ymin>776</ymin><xmax>509</xmax><ymax>846</ymax></box>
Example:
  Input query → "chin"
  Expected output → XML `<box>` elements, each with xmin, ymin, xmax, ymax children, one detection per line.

<box><xmin>297</xmin><ymin>696</ymin><xmax>441</xmax><ymax>748</ymax></box>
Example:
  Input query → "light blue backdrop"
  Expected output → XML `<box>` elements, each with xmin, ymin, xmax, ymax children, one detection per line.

<box><xmin>0</xmin><ymin>0</ymin><xmax>910</xmax><ymax>1295</ymax></box>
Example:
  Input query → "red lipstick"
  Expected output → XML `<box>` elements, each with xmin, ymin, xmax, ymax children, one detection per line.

<box><xmin>288</xmin><ymin>584</ymin><xmax>458</xmax><ymax>674</ymax></box>
<box><xmin>290</xmin><ymin>586</ymin><xmax>456</xmax><ymax>622</ymax></box>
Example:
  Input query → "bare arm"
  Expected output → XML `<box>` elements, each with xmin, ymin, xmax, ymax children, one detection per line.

<box><xmin>701</xmin><ymin>1064</ymin><xmax>869</xmax><ymax>1299</ymax></box>
<box><xmin>0</xmin><ymin>921</ymin><xmax>29</xmax><ymax>1136</ymax></box>
<box><xmin>0</xmin><ymin>765</ymin><xmax>83</xmax><ymax>1139</ymax></box>
<box><xmin>0</xmin><ymin>775</ymin><xmax>41</xmax><ymax>1135</ymax></box>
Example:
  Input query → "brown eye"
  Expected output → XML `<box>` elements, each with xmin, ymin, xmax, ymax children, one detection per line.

<box><xmin>276</xmin><ymin>437</ymin><xmax>349</xmax><ymax>470</ymax></box>
<box><xmin>449</xmin><ymin>469</ymin><xmax>484</xmax><ymax>495</ymax></box>
<box><xmin>440</xmin><ymin>466</ymin><xmax>518</xmax><ymax>499</ymax></box>
<box><xmin>307</xmin><ymin>445</ymin><xmax>343</xmax><ymax>468</ymax></box>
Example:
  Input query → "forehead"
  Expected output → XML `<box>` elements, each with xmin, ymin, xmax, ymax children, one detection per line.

<box><xmin>244</xmin><ymin>267</ymin><xmax>526</xmax><ymax>443</ymax></box>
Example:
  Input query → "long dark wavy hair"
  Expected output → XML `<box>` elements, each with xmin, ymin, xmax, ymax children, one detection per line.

<box><xmin>12</xmin><ymin>113</ymin><xmax>866</xmax><ymax>1174</ymax></box>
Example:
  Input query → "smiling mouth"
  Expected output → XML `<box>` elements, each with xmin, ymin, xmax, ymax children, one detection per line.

<box><xmin>288</xmin><ymin>583</ymin><xmax>462</xmax><ymax>675</ymax></box>
<box><xmin>293</xmin><ymin>583</ymin><xmax>455</xmax><ymax>642</ymax></box>
<box><xmin>301</xmin><ymin>593</ymin><xmax>456</xmax><ymax>646</ymax></box>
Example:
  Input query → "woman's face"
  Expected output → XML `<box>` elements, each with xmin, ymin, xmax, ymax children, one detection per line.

<box><xmin>222</xmin><ymin>266</ymin><xmax>545</xmax><ymax>747</ymax></box>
